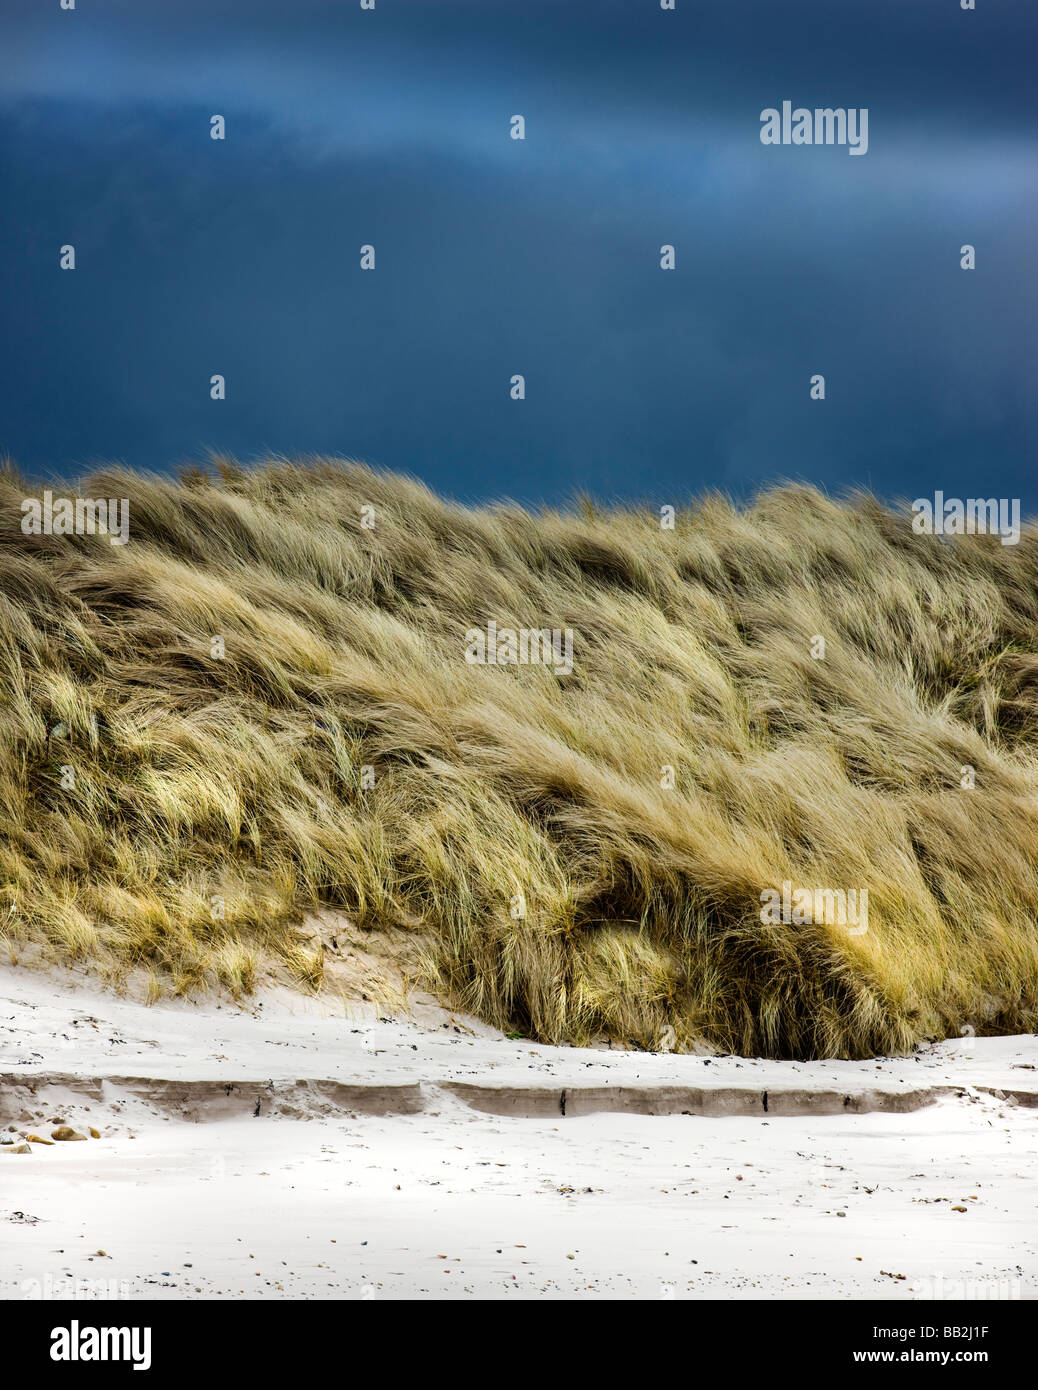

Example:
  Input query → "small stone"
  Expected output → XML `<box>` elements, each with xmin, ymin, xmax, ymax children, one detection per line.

<box><xmin>89</xmin><ymin>1127</ymin><xmax>101</xmax><ymax>1139</ymax></box>
<box><xmin>25</xmin><ymin>1134</ymin><xmax>54</xmax><ymax>1145</ymax></box>
<box><xmin>51</xmin><ymin>1127</ymin><xmax>87</xmax><ymax>1142</ymax></box>
<box><xmin>3</xmin><ymin>1143</ymin><xmax>32</xmax><ymax>1155</ymax></box>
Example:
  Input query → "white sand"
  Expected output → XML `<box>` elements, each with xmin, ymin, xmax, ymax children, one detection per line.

<box><xmin>1</xmin><ymin>964</ymin><xmax>1035</xmax><ymax>1300</ymax></box>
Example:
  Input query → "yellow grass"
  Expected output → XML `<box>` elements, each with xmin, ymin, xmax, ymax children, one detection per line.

<box><xmin>2</xmin><ymin>456</ymin><xmax>1037</xmax><ymax>1057</ymax></box>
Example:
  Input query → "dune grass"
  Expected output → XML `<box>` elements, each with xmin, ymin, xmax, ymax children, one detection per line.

<box><xmin>2</xmin><ymin>455</ymin><xmax>1037</xmax><ymax>1058</ymax></box>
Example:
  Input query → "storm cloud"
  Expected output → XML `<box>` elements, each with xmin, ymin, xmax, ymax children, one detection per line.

<box><xmin>1</xmin><ymin>0</ymin><xmax>1035</xmax><ymax>510</ymax></box>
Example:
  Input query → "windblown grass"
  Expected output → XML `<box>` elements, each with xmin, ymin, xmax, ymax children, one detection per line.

<box><xmin>2</xmin><ymin>456</ymin><xmax>1037</xmax><ymax>1057</ymax></box>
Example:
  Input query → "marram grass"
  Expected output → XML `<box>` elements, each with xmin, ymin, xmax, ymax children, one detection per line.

<box><xmin>2</xmin><ymin>457</ymin><xmax>1038</xmax><ymax>1058</ymax></box>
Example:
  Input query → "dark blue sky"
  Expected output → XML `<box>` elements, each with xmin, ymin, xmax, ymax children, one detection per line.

<box><xmin>2</xmin><ymin>0</ymin><xmax>1036</xmax><ymax>509</ymax></box>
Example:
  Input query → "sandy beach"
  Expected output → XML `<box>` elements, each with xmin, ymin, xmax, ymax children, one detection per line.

<box><xmin>1</xmin><ymin>966</ymin><xmax>1034</xmax><ymax>1301</ymax></box>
